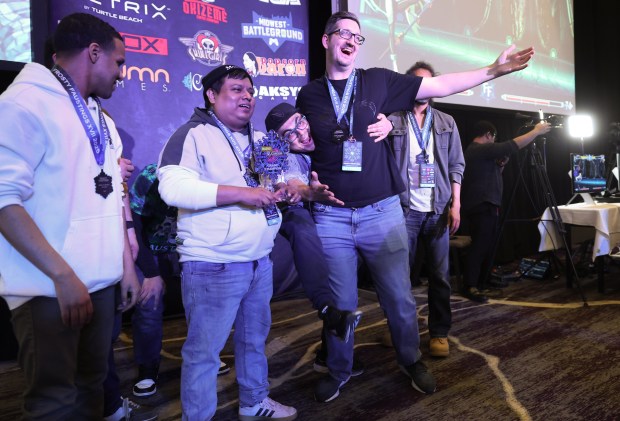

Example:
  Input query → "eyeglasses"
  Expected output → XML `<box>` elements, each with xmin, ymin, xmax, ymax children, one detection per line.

<box><xmin>282</xmin><ymin>115</ymin><xmax>309</xmax><ymax>143</ymax></box>
<box><xmin>327</xmin><ymin>28</ymin><xmax>365</xmax><ymax>45</ymax></box>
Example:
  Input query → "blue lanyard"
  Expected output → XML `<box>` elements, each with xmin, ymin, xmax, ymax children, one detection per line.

<box><xmin>407</xmin><ymin>107</ymin><xmax>433</xmax><ymax>154</ymax></box>
<box><xmin>50</xmin><ymin>65</ymin><xmax>109</xmax><ymax>166</ymax></box>
<box><xmin>208</xmin><ymin>110</ymin><xmax>254</xmax><ymax>170</ymax></box>
<box><xmin>325</xmin><ymin>69</ymin><xmax>357</xmax><ymax>135</ymax></box>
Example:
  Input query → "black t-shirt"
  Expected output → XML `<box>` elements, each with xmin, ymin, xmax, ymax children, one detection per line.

<box><xmin>296</xmin><ymin>68</ymin><xmax>422</xmax><ymax>207</ymax></box>
<box><xmin>461</xmin><ymin>140</ymin><xmax>519</xmax><ymax>211</ymax></box>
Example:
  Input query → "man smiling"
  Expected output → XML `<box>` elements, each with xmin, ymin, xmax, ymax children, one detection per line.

<box><xmin>296</xmin><ymin>10</ymin><xmax>535</xmax><ymax>402</ymax></box>
<box><xmin>157</xmin><ymin>65</ymin><xmax>296</xmax><ymax>421</ymax></box>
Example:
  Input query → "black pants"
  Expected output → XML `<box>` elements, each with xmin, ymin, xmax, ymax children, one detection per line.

<box><xmin>463</xmin><ymin>202</ymin><xmax>500</xmax><ymax>289</ymax></box>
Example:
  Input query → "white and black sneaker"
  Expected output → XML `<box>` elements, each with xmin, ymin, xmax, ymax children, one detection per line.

<box><xmin>238</xmin><ymin>397</ymin><xmax>297</xmax><ymax>421</ymax></box>
<box><xmin>313</xmin><ymin>375</ymin><xmax>349</xmax><ymax>403</ymax></box>
<box><xmin>133</xmin><ymin>365</ymin><xmax>159</xmax><ymax>397</ymax></box>
<box><xmin>103</xmin><ymin>397</ymin><xmax>158</xmax><ymax>421</ymax></box>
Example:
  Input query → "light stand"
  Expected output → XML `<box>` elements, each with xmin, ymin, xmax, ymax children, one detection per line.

<box><xmin>568</xmin><ymin>115</ymin><xmax>594</xmax><ymax>155</ymax></box>
<box><xmin>567</xmin><ymin>115</ymin><xmax>594</xmax><ymax>204</ymax></box>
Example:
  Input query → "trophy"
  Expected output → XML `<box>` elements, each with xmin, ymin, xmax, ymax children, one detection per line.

<box><xmin>253</xmin><ymin>130</ymin><xmax>289</xmax><ymax>225</ymax></box>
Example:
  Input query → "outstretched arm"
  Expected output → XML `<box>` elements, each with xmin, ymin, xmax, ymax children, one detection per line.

<box><xmin>417</xmin><ymin>45</ymin><xmax>534</xmax><ymax>100</ymax></box>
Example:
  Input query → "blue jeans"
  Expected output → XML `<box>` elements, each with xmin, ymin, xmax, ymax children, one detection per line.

<box><xmin>180</xmin><ymin>256</ymin><xmax>273</xmax><ymax>420</ymax></box>
<box><xmin>132</xmin><ymin>254</ymin><xmax>178</xmax><ymax>369</ymax></box>
<box><xmin>405</xmin><ymin>209</ymin><xmax>451</xmax><ymax>337</ymax></box>
<box><xmin>313</xmin><ymin>195</ymin><xmax>421</xmax><ymax>381</ymax></box>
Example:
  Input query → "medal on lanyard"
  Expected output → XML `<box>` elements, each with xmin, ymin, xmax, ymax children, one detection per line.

<box><xmin>209</xmin><ymin>111</ymin><xmax>280</xmax><ymax>225</ymax></box>
<box><xmin>407</xmin><ymin>109</ymin><xmax>435</xmax><ymax>187</ymax></box>
<box><xmin>326</xmin><ymin>70</ymin><xmax>362</xmax><ymax>171</ymax></box>
<box><xmin>51</xmin><ymin>65</ymin><xmax>113</xmax><ymax>198</ymax></box>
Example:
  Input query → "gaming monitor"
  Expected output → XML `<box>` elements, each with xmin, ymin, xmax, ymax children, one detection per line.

<box><xmin>570</xmin><ymin>154</ymin><xmax>607</xmax><ymax>195</ymax></box>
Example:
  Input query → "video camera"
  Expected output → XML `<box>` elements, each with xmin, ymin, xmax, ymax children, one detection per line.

<box><xmin>516</xmin><ymin>112</ymin><xmax>563</xmax><ymax>129</ymax></box>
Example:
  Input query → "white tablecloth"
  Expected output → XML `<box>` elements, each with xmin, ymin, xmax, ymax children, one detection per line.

<box><xmin>538</xmin><ymin>203</ymin><xmax>620</xmax><ymax>260</ymax></box>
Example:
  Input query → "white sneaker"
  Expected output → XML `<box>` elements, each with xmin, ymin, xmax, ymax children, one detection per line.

<box><xmin>238</xmin><ymin>397</ymin><xmax>297</xmax><ymax>421</ymax></box>
<box><xmin>103</xmin><ymin>397</ymin><xmax>158</xmax><ymax>421</ymax></box>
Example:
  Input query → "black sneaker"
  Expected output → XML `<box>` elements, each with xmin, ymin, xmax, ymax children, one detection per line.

<box><xmin>314</xmin><ymin>375</ymin><xmax>349</xmax><ymax>402</ymax></box>
<box><xmin>133</xmin><ymin>365</ymin><xmax>158</xmax><ymax>397</ymax></box>
<box><xmin>400</xmin><ymin>360</ymin><xmax>437</xmax><ymax>394</ymax></box>
<box><xmin>461</xmin><ymin>287</ymin><xmax>489</xmax><ymax>303</ymax></box>
<box><xmin>319</xmin><ymin>306</ymin><xmax>362</xmax><ymax>343</ymax></box>
<box><xmin>313</xmin><ymin>354</ymin><xmax>364</xmax><ymax>377</ymax></box>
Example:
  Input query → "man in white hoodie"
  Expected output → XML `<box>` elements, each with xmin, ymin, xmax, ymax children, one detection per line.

<box><xmin>0</xmin><ymin>13</ymin><xmax>139</xmax><ymax>419</ymax></box>
<box><xmin>157</xmin><ymin>65</ymin><xmax>297</xmax><ymax>421</ymax></box>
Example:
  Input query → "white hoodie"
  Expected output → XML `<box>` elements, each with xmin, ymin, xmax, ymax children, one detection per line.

<box><xmin>0</xmin><ymin>63</ymin><xmax>125</xmax><ymax>309</ymax></box>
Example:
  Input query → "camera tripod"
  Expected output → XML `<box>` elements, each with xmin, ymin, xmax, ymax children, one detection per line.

<box><xmin>484</xmin><ymin>136</ymin><xmax>588</xmax><ymax>306</ymax></box>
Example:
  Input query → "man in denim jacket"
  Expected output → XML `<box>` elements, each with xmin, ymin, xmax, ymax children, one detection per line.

<box><xmin>388</xmin><ymin>61</ymin><xmax>464</xmax><ymax>358</ymax></box>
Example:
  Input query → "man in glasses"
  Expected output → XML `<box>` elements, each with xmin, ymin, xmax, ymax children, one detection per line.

<box><xmin>296</xmin><ymin>10</ymin><xmax>536</xmax><ymax>402</ymax></box>
<box><xmin>265</xmin><ymin>103</ymin><xmax>392</xmax><ymax>371</ymax></box>
<box><xmin>461</xmin><ymin>120</ymin><xmax>550</xmax><ymax>303</ymax></box>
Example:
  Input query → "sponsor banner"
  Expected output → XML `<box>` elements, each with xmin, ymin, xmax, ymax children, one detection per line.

<box><xmin>242</xmin><ymin>51</ymin><xmax>306</xmax><ymax>77</ymax></box>
<box><xmin>241</xmin><ymin>11</ymin><xmax>304</xmax><ymax>52</ymax></box>
<box><xmin>121</xmin><ymin>32</ymin><xmax>169</xmax><ymax>55</ymax></box>
<box><xmin>49</xmin><ymin>0</ymin><xmax>309</xmax><ymax>174</ymax></box>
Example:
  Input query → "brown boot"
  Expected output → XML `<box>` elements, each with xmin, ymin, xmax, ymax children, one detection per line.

<box><xmin>429</xmin><ymin>337</ymin><xmax>449</xmax><ymax>357</ymax></box>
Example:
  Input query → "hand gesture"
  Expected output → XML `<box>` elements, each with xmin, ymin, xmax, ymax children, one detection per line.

<box><xmin>368</xmin><ymin>113</ymin><xmax>393</xmax><ymax>142</ymax></box>
<box><xmin>308</xmin><ymin>171</ymin><xmax>344</xmax><ymax>206</ymax></box>
<box><xmin>490</xmin><ymin>45</ymin><xmax>534</xmax><ymax>77</ymax></box>
<box><xmin>534</xmin><ymin>121</ymin><xmax>552</xmax><ymax>136</ymax></box>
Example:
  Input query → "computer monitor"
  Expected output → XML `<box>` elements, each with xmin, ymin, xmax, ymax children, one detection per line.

<box><xmin>569</xmin><ymin>154</ymin><xmax>607</xmax><ymax>203</ymax></box>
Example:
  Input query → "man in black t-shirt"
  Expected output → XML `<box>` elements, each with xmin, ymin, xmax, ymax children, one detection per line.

<box><xmin>296</xmin><ymin>10</ymin><xmax>536</xmax><ymax>403</ymax></box>
<box><xmin>461</xmin><ymin>120</ymin><xmax>550</xmax><ymax>303</ymax></box>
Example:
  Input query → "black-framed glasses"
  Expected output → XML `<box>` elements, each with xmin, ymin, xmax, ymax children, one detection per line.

<box><xmin>328</xmin><ymin>28</ymin><xmax>365</xmax><ymax>45</ymax></box>
<box><xmin>282</xmin><ymin>115</ymin><xmax>309</xmax><ymax>143</ymax></box>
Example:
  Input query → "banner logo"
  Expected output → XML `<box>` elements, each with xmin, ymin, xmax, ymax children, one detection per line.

<box><xmin>179</xmin><ymin>30</ymin><xmax>233</xmax><ymax>67</ymax></box>
<box><xmin>242</xmin><ymin>52</ymin><xmax>306</xmax><ymax>78</ymax></box>
<box><xmin>85</xmin><ymin>1</ymin><xmax>170</xmax><ymax>22</ymax></box>
<box><xmin>182</xmin><ymin>0</ymin><xmax>228</xmax><ymax>23</ymax></box>
<box><xmin>117</xmin><ymin>65</ymin><xmax>170</xmax><ymax>92</ymax></box>
<box><xmin>182</xmin><ymin>72</ymin><xmax>203</xmax><ymax>92</ymax></box>
<box><xmin>258</xmin><ymin>0</ymin><xmax>301</xmax><ymax>5</ymax></box>
<box><xmin>241</xmin><ymin>12</ymin><xmax>304</xmax><ymax>52</ymax></box>
<box><xmin>182</xmin><ymin>73</ymin><xmax>301</xmax><ymax>101</ymax></box>
<box><xmin>255</xmin><ymin>85</ymin><xmax>302</xmax><ymax>100</ymax></box>
<box><xmin>121</xmin><ymin>33</ymin><xmax>168</xmax><ymax>55</ymax></box>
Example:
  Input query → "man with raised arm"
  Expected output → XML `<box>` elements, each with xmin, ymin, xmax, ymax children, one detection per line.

<box><xmin>295</xmin><ymin>10</ymin><xmax>534</xmax><ymax>402</ymax></box>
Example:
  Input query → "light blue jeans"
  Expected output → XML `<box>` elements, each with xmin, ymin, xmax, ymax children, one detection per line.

<box><xmin>180</xmin><ymin>256</ymin><xmax>273</xmax><ymax>420</ymax></box>
<box><xmin>313</xmin><ymin>195</ymin><xmax>421</xmax><ymax>381</ymax></box>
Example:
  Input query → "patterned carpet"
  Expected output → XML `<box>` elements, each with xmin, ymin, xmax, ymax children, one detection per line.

<box><xmin>1</xmin><ymin>264</ymin><xmax>620</xmax><ymax>421</ymax></box>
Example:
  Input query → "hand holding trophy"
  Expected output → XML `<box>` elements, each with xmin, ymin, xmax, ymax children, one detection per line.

<box><xmin>253</xmin><ymin>130</ymin><xmax>290</xmax><ymax>225</ymax></box>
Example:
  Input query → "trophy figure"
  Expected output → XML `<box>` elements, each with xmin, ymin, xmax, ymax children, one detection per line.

<box><xmin>253</xmin><ymin>130</ymin><xmax>289</xmax><ymax>225</ymax></box>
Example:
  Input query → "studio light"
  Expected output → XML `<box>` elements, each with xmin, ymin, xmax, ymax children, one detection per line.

<box><xmin>568</xmin><ymin>115</ymin><xmax>594</xmax><ymax>153</ymax></box>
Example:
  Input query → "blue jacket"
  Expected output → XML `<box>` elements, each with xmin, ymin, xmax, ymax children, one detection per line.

<box><xmin>388</xmin><ymin>108</ymin><xmax>465</xmax><ymax>215</ymax></box>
